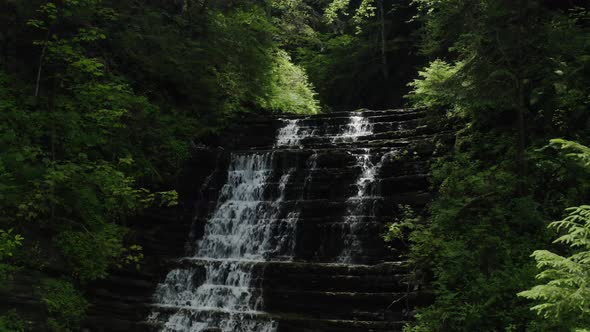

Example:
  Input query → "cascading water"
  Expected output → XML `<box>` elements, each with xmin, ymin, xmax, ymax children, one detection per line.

<box><xmin>274</xmin><ymin>113</ymin><xmax>381</xmax><ymax>263</ymax></box>
<box><xmin>339</xmin><ymin>150</ymin><xmax>397</xmax><ymax>263</ymax></box>
<box><xmin>275</xmin><ymin>118</ymin><xmax>313</xmax><ymax>148</ymax></box>
<box><xmin>334</xmin><ymin>115</ymin><xmax>379</xmax><ymax>263</ymax></box>
<box><xmin>332</xmin><ymin>115</ymin><xmax>372</xmax><ymax>143</ymax></box>
<box><xmin>148</xmin><ymin>111</ymin><xmax>412</xmax><ymax>331</ymax></box>
<box><xmin>302</xmin><ymin>152</ymin><xmax>318</xmax><ymax>199</ymax></box>
<box><xmin>80</xmin><ymin>108</ymin><xmax>436</xmax><ymax>332</ymax></box>
<box><xmin>149</xmin><ymin>152</ymin><xmax>297</xmax><ymax>330</ymax></box>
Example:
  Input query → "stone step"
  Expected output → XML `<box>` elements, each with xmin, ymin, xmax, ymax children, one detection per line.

<box><xmin>202</xmin><ymin>170</ymin><xmax>430</xmax><ymax>198</ymax></box>
<box><xmin>192</xmin><ymin>215</ymin><xmax>394</xmax><ymax>225</ymax></box>
<box><xmin>171</xmin><ymin>259</ymin><xmax>405</xmax><ymax>271</ymax></box>
<box><xmin>141</xmin><ymin>308</ymin><xmax>409</xmax><ymax>332</ymax></box>
<box><xmin>211</xmin><ymin>150</ymin><xmax>434</xmax><ymax>172</ymax></box>
<box><xmin>269</xmin><ymin>119</ymin><xmax>429</xmax><ymax>138</ymax></box>
<box><xmin>264</xmin><ymin>289</ymin><xmax>420</xmax><ymax>318</ymax></box>
<box><xmin>149</xmin><ymin>304</ymin><xmax>270</xmax><ymax>317</ymax></box>
<box><xmin>275</xmin><ymin>316</ymin><xmax>407</xmax><ymax>332</ymax></box>
<box><xmin>80</xmin><ymin>108</ymin><xmax>440</xmax><ymax>332</ymax></box>
<box><xmin>271</xmin><ymin>118</ymin><xmax>428</xmax><ymax>134</ymax></box>
<box><xmin>163</xmin><ymin>260</ymin><xmax>412</xmax><ymax>284</ymax></box>
<box><xmin>270</xmin><ymin>108</ymin><xmax>425</xmax><ymax>121</ymax></box>
<box><xmin>262</xmin><ymin>262</ymin><xmax>411</xmax><ymax>292</ymax></box>
<box><xmin>147</xmin><ymin>259</ymin><xmax>418</xmax><ymax>320</ymax></box>
<box><xmin>145</xmin><ymin>306</ymin><xmax>276</xmax><ymax>332</ymax></box>
<box><xmin>192</xmin><ymin>190</ymin><xmax>432</xmax><ymax>223</ymax></box>
<box><xmin>248</xmin><ymin>134</ymin><xmax>437</xmax><ymax>151</ymax></box>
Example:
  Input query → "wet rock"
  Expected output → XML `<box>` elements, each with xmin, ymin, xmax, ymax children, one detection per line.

<box><xmin>79</xmin><ymin>108</ymin><xmax>441</xmax><ymax>331</ymax></box>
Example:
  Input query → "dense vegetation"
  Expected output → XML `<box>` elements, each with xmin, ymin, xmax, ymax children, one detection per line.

<box><xmin>395</xmin><ymin>1</ymin><xmax>590</xmax><ymax>331</ymax></box>
<box><xmin>1</xmin><ymin>0</ymin><xmax>589</xmax><ymax>331</ymax></box>
<box><xmin>0</xmin><ymin>0</ymin><xmax>320</xmax><ymax>329</ymax></box>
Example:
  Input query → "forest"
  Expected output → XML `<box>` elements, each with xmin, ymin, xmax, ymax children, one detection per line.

<box><xmin>0</xmin><ymin>0</ymin><xmax>589</xmax><ymax>331</ymax></box>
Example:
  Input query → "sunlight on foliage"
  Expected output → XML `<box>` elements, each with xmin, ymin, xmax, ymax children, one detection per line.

<box><xmin>0</xmin><ymin>229</ymin><xmax>23</xmax><ymax>281</ymax></box>
<box><xmin>260</xmin><ymin>50</ymin><xmax>320</xmax><ymax>114</ymax></box>
<box><xmin>407</xmin><ymin>59</ymin><xmax>464</xmax><ymax>115</ymax></box>
<box><xmin>518</xmin><ymin>141</ymin><xmax>590</xmax><ymax>330</ymax></box>
<box><xmin>325</xmin><ymin>0</ymin><xmax>351</xmax><ymax>24</ymax></box>
<box><xmin>518</xmin><ymin>205</ymin><xmax>590</xmax><ymax>329</ymax></box>
<box><xmin>403</xmin><ymin>2</ymin><xmax>590</xmax><ymax>329</ymax></box>
<box><xmin>384</xmin><ymin>205</ymin><xmax>421</xmax><ymax>242</ymax></box>
<box><xmin>325</xmin><ymin>0</ymin><xmax>378</xmax><ymax>33</ymax></box>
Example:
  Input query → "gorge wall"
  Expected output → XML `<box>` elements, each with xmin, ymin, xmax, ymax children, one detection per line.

<box><xmin>84</xmin><ymin>109</ymin><xmax>444</xmax><ymax>332</ymax></box>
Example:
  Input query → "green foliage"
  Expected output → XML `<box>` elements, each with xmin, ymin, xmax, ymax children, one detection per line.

<box><xmin>403</xmin><ymin>146</ymin><xmax>548</xmax><ymax>331</ymax></box>
<box><xmin>0</xmin><ymin>310</ymin><xmax>25</xmax><ymax>332</ymax></box>
<box><xmin>352</xmin><ymin>0</ymin><xmax>378</xmax><ymax>27</ymax></box>
<box><xmin>260</xmin><ymin>50</ymin><xmax>320</xmax><ymax>114</ymax></box>
<box><xmin>209</xmin><ymin>6</ymin><xmax>319</xmax><ymax>115</ymax></box>
<box><xmin>518</xmin><ymin>206</ymin><xmax>590</xmax><ymax>329</ymax></box>
<box><xmin>0</xmin><ymin>0</ymin><xmax>180</xmax><ymax>287</ymax></box>
<box><xmin>550</xmin><ymin>139</ymin><xmax>590</xmax><ymax>169</ymax></box>
<box><xmin>56</xmin><ymin>223</ymin><xmax>127</xmax><ymax>282</ymax></box>
<box><xmin>404</xmin><ymin>1</ymin><xmax>590</xmax><ymax>331</ymax></box>
<box><xmin>1</xmin><ymin>0</ymin><xmax>190</xmax><ymax>324</ymax></box>
<box><xmin>0</xmin><ymin>229</ymin><xmax>23</xmax><ymax>261</ymax></box>
<box><xmin>0</xmin><ymin>0</ymin><xmax>322</xmax><ymax>325</ymax></box>
<box><xmin>271</xmin><ymin>0</ymin><xmax>320</xmax><ymax>47</ymax></box>
<box><xmin>406</xmin><ymin>59</ymin><xmax>465</xmax><ymax>116</ymax></box>
<box><xmin>518</xmin><ymin>141</ymin><xmax>590</xmax><ymax>330</ymax></box>
<box><xmin>325</xmin><ymin>0</ymin><xmax>378</xmax><ymax>32</ymax></box>
<box><xmin>325</xmin><ymin>0</ymin><xmax>351</xmax><ymax>24</ymax></box>
<box><xmin>296</xmin><ymin>34</ymin><xmax>360</xmax><ymax>109</ymax></box>
<box><xmin>111</xmin><ymin>1</ymin><xmax>319</xmax><ymax>117</ymax></box>
<box><xmin>0</xmin><ymin>229</ymin><xmax>23</xmax><ymax>281</ymax></box>
<box><xmin>292</xmin><ymin>0</ymin><xmax>421</xmax><ymax>109</ymax></box>
<box><xmin>384</xmin><ymin>204</ymin><xmax>421</xmax><ymax>242</ymax></box>
<box><xmin>40</xmin><ymin>279</ymin><xmax>88</xmax><ymax>332</ymax></box>
<box><xmin>207</xmin><ymin>6</ymin><xmax>277</xmax><ymax>114</ymax></box>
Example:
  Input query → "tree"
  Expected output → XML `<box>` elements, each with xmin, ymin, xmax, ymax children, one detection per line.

<box><xmin>294</xmin><ymin>0</ymin><xmax>421</xmax><ymax>109</ymax></box>
<box><xmin>325</xmin><ymin>0</ymin><xmax>388</xmax><ymax>79</ymax></box>
<box><xmin>402</xmin><ymin>1</ymin><xmax>590</xmax><ymax>331</ymax></box>
<box><xmin>1</xmin><ymin>0</ymin><xmax>320</xmax><ymax>328</ymax></box>
<box><xmin>518</xmin><ymin>140</ymin><xmax>590</xmax><ymax>331</ymax></box>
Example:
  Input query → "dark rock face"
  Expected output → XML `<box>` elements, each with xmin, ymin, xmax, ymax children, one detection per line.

<box><xmin>82</xmin><ymin>109</ymin><xmax>443</xmax><ymax>331</ymax></box>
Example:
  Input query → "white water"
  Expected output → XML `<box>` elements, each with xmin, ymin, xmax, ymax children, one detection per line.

<box><xmin>339</xmin><ymin>150</ymin><xmax>397</xmax><ymax>263</ymax></box>
<box><xmin>303</xmin><ymin>152</ymin><xmax>318</xmax><ymax>199</ymax></box>
<box><xmin>150</xmin><ymin>149</ymin><xmax>298</xmax><ymax>330</ymax></box>
<box><xmin>150</xmin><ymin>113</ymin><xmax>387</xmax><ymax>330</ymax></box>
<box><xmin>275</xmin><ymin>118</ymin><xmax>313</xmax><ymax>148</ymax></box>
<box><xmin>332</xmin><ymin>115</ymin><xmax>372</xmax><ymax>143</ymax></box>
<box><xmin>333</xmin><ymin>115</ymin><xmax>381</xmax><ymax>263</ymax></box>
<box><xmin>353</xmin><ymin>149</ymin><xmax>377</xmax><ymax>197</ymax></box>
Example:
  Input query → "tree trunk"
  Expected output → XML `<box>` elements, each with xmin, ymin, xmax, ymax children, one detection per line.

<box><xmin>516</xmin><ymin>82</ymin><xmax>527</xmax><ymax>196</ymax></box>
<box><xmin>34</xmin><ymin>42</ymin><xmax>47</xmax><ymax>98</ymax></box>
<box><xmin>515</xmin><ymin>0</ymin><xmax>528</xmax><ymax>196</ymax></box>
<box><xmin>379</xmin><ymin>0</ymin><xmax>388</xmax><ymax>80</ymax></box>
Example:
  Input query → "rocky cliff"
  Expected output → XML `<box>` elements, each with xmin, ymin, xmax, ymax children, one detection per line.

<box><xmin>82</xmin><ymin>108</ymin><xmax>445</xmax><ymax>332</ymax></box>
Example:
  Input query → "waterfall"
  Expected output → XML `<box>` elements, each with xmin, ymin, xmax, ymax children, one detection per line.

<box><xmin>274</xmin><ymin>118</ymin><xmax>313</xmax><ymax>148</ymax></box>
<box><xmin>332</xmin><ymin>115</ymin><xmax>372</xmax><ymax>143</ymax></box>
<box><xmin>147</xmin><ymin>110</ymin><xmax>419</xmax><ymax>331</ymax></box>
<box><xmin>339</xmin><ymin>150</ymin><xmax>397</xmax><ymax>263</ymax></box>
<box><xmin>303</xmin><ymin>152</ymin><xmax>318</xmax><ymax>199</ymax></box>
<box><xmin>334</xmin><ymin>115</ymin><xmax>379</xmax><ymax>263</ymax></box>
<box><xmin>149</xmin><ymin>142</ymin><xmax>298</xmax><ymax>331</ymax></box>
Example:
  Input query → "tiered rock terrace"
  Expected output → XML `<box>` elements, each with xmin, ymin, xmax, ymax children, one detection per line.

<box><xmin>84</xmin><ymin>109</ymin><xmax>443</xmax><ymax>332</ymax></box>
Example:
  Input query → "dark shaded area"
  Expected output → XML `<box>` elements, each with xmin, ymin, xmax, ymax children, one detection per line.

<box><xmin>293</xmin><ymin>0</ymin><xmax>423</xmax><ymax>110</ymax></box>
